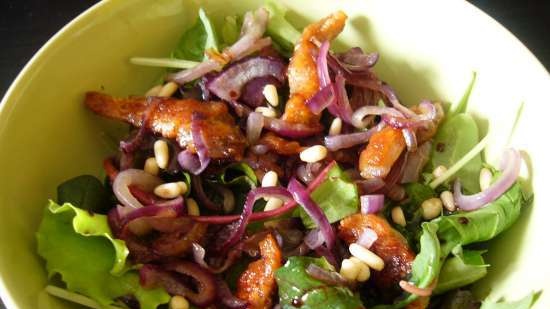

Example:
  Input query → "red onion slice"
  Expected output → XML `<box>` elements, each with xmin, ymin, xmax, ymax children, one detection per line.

<box><xmin>402</xmin><ymin>128</ymin><xmax>418</xmax><ymax>152</ymax></box>
<box><xmin>356</xmin><ymin>228</ymin><xmax>378</xmax><ymax>248</ymax></box>
<box><xmin>380</xmin><ymin>84</ymin><xmax>417</xmax><ymax>118</ymax></box>
<box><xmin>215</xmin><ymin>277</ymin><xmax>248</xmax><ymax>309</ymax></box>
<box><xmin>330</xmin><ymin>73</ymin><xmax>354</xmax><ymax>123</ymax></box>
<box><xmin>305</xmin><ymin>263</ymin><xmax>348</xmax><ymax>286</ymax></box>
<box><xmin>178</xmin><ymin>113</ymin><xmax>211</xmax><ymax>175</ymax></box>
<box><xmin>324</xmin><ymin>122</ymin><xmax>385</xmax><ymax>151</ymax></box>
<box><xmin>382</xmin><ymin>114</ymin><xmax>431</xmax><ymax>129</ymax></box>
<box><xmin>336</xmin><ymin>47</ymin><xmax>379</xmax><ymax>70</ymax></box>
<box><xmin>305</xmin><ymin>83</ymin><xmax>337</xmax><ymax>115</ymax></box>
<box><xmin>317</xmin><ymin>41</ymin><xmax>331</xmax><ymax>87</ymax></box>
<box><xmin>454</xmin><ymin>148</ymin><xmax>521</xmax><ymax>211</ymax></box>
<box><xmin>246</xmin><ymin>112</ymin><xmax>264</xmax><ymax>143</ymax></box>
<box><xmin>401</xmin><ymin>141</ymin><xmax>432</xmax><ymax>183</ymax></box>
<box><xmin>219</xmin><ymin>187</ymin><xmax>293</xmax><ymax>252</ymax></box>
<box><xmin>356</xmin><ymin>178</ymin><xmax>386</xmax><ymax>195</ymax></box>
<box><xmin>287</xmin><ymin>178</ymin><xmax>336</xmax><ymax>251</ymax></box>
<box><xmin>351</xmin><ymin>105</ymin><xmax>403</xmax><ymax>129</ymax></box>
<box><xmin>262</xmin><ymin>116</ymin><xmax>323</xmax><ymax>138</ymax></box>
<box><xmin>360</xmin><ymin>194</ymin><xmax>384</xmax><ymax>214</ymax></box>
<box><xmin>304</xmin><ymin>228</ymin><xmax>324</xmax><ymax>250</ymax></box>
<box><xmin>113</xmin><ymin>169</ymin><xmax>163</xmax><ymax>209</ymax></box>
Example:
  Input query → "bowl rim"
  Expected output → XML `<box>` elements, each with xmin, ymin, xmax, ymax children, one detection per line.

<box><xmin>0</xmin><ymin>0</ymin><xmax>549</xmax><ymax>308</ymax></box>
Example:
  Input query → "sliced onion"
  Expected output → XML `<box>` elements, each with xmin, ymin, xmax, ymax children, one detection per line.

<box><xmin>206</xmin><ymin>56</ymin><xmax>286</xmax><ymax>103</ymax></box>
<box><xmin>330</xmin><ymin>73</ymin><xmax>354</xmax><ymax>123</ymax></box>
<box><xmin>356</xmin><ymin>178</ymin><xmax>386</xmax><ymax>195</ymax></box>
<box><xmin>402</xmin><ymin>128</ymin><xmax>418</xmax><ymax>152</ymax></box>
<box><xmin>336</xmin><ymin>47</ymin><xmax>379</xmax><ymax>70</ymax></box>
<box><xmin>192</xmin><ymin>243</ymin><xmax>209</xmax><ymax>269</ymax></box>
<box><xmin>168</xmin><ymin>60</ymin><xmax>221</xmax><ymax>85</ymax></box>
<box><xmin>305</xmin><ymin>83</ymin><xmax>336</xmax><ymax>115</ymax></box>
<box><xmin>324</xmin><ymin>123</ymin><xmax>385</xmax><ymax>151</ymax></box>
<box><xmin>360</xmin><ymin>194</ymin><xmax>384</xmax><ymax>214</ymax></box>
<box><xmin>215</xmin><ymin>277</ymin><xmax>248</xmax><ymax>309</ymax></box>
<box><xmin>305</xmin><ymin>263</ymin><xmax>348</xmax><ymax>286</ymax></box>
<box><xmin>356</xmin><ymin>228</ymin><xmax>378</xmax><ymax>248</ymax></box>
<box><xmin>351</xmin><ymin>105</ymin><xmax>403</xmax><ymax>129</ymax></box>
<box><xmin>304</xmin><ymin>228</ymin><xmax>324</xmax><ymax>250</ymax></box>
<box><xmin>263</xmin><ymin>116</ymin><xmax>323</xmax><ymax>138</ymax></box>
<box><xmin>317</xmin><ymin>41</ymin><xmax>331</xmax><ymax>87</ymax></box>
<box><xmin>192</xmin><ymin>243</ymin><xmax>242</xmax><ymax>274</ymax></box>
<box><xmin>401</xmin><ymin>141</ymin><xmax>432</xmax><ymax>183</ymax></box>
<box><xmin>287</xmin><ymin>178</ymin><xmax>336</xmax><ymax>252</ymax></box>
<box><xmin>296</xmin><ymin>162</ymin><xmax>323</xmax><ymax>184</ymax></box>
<box><xmin>124</xmin><ymin>196</ymin><xmax>185</xmax><ymax>223</ymax></box>
<box><xmin>417</xmin><ymin>100</ymin><xmax>437</xmax><ymax>121</ymax></box>
<box><xmin>113</xmin><ymin>169</ymin><xmax>163</xmax><ymax>209</ymax></box>
<box><xmin>454</xmin><ymin>148</ymin><xmax>521</xmax><ymax>211</ymax></box>
<box><xmin>219</xmin><ymin>187</ymin><xmax>293</xmax><ymax>252</ymax></box>
<box><xmin>246</xmin><ymin>112</ymin><xmax>264</xmax><ymax>143</ymax></box>
<box><xmin>380</xmin><ymin>84</ymin><xmax>417</xmax><ymax>118</ymax></box>
<box><xmin>178</xmin><ymin>113</ymin><xmax>211</xmax><ymax>175</ymax></box>
<box><xmin>382</xmin><ymin>114</ymin><xmax>430</xmax><ymax>129</ymax></box>
<box><xmin>251</xmin><ymin>144</ymin><xmax>269</xmax><ymax>155</ymax></box>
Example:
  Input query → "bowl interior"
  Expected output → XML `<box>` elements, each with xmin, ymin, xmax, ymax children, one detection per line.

<box><xmin>0</xmin><ymin>0</ymin><xmax>549</xmax><ymax>308</ymax></box>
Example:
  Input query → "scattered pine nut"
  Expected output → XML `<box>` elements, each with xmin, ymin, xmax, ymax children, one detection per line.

<box><xmin>299</xmin><ymin>145</ymin><xmax>328</xmax><ymax>163</ymax></box>
<box><xmin>421</xmin><ymin>198</ymin><xmax>443</xmax><ymax>220</ymax></box>
<box><xmin>154</xmin><ymin>140</ymin><xmax>169</xmax><ymax>169</ymax></box>
<box><xmin>349</xmin><ymin>243</ymin><xmax>385</xmax><ymax>271</ymax></box>
<box><xmin>158</xmin><ymin>81</ymin><xmax>179</xmax><ymax>97</ymax></box>
<box><xmin>391</xmin><ymin>206</ymin><xmax>406</xmax><ymax>227</ymax></box>
<box><xmin>144</xmin><ymin>157</ymin><xmax>159</xmax><ymax>175</ymax></box>
<box><xmin>263</xmin><ymin>84</ymin><xmax>279</xmax><ymax>107</ymax></box>
<box><xmin>432</xmin><ymin>165</ymin><xmax>448</xmax><ymax>178</ymax></box>
<box><xmin>186</xmin><ymin>198</ymin><xmax>200</xmax><ymax>216</ymax></box>
<box><xmin>440</xmin><ymin>191</ymin><xmax>456</xmax><ymax>212</ymax></box>
<box><xmin>329</xmin><ymin>117</ymin><xmax>343</xmax><ymax>136</ymax></box>
<box><xmin>479</xmin><ymin>167</ymin><xmax>493</xmax><ymax>191</ymax></box>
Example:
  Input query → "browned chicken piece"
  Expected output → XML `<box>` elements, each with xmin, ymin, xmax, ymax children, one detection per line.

<box><xmin>244</xmin><ymin>151</ymin><xmax>284</xmax><ymax>180</ymax></box>
<box><xmin>339</xmin><ymin>213</ymin><xmax>415</xmax><ymax>290</ymax></box>
<box><xmin>359</xmin><ymin>126</ymin><xmax>406</xmax><ymax>179</ymax></box>
<box><xmin>237</xmin><ymin>233</ymin><xmax>282</xmax><ymax>309</ymax></box>
<box><xmin>413</xmin><ymin>102</ymin><xmax>445</xmax><ymax>144</ymax></box>
<box><xmin>85</xmin><ymin>92</ymin><xmax>247</xmax><ymax>160</ymax></box>
<box><xmin>283</xmin><ymin>11</ymin><xmax>347</xmax><ymax>127</ymax></box>
<box><xmin>259</xmin><ymin>132</ymin><xmax>304</xmax><ymax>155</ymax></box>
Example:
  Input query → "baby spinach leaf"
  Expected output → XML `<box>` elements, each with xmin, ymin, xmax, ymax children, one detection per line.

<box><xmin>296</xmin><ymin>164</ymin><xmax>359</xmax><ymax>229</ymax></box>
<box><xmin>264</xmin><ymin>0</ymin><xmax>301</xmax><ymax>53</ymax></box>
<box><xmin>448</xmin><ymin>72</ymin><xmax>477</xmax><ymax>117</ymax></box>
<box><xmin>36</xmin><ymin>201</ymin><xmax>170</xmax><ymax>309</ymax></box>
<box><xmin>430</xmin><ymin>113</ymin><xmax>482</xmax><ymax>193</ymax></box>
<box><xmin>480</xmin><ymin>292</ymin><xmax>540</xmax><ymax>309</ymax></box>
<box><xmin>435</xmin><ymin>250</ymin><xmax>488</xmax><ymax>295</ymax></box>
<box><xmin>221</xmin><ymin>15</ymin><xmax>242</xmax><ymax>46</ymax></box>
<box><xmin>276</xmin><ymin>256</ymin><xmax>364</xmax><ymax>309</ymax></box>
<box><xmin>171</xmin><ymin>8</ymin><xmax>219</xmax><ymax>62</ymax></box>
<box><xmin>57</xmin><ymin>175</ymin><xmax>110</xmax><ymax>213</ymax></box>
<box><xmin>218</xmin><ymin>162</ymin><xmax>258</xmax><ymax>189</ymax></box>
<box><xmin>373</xmin><ymin>222</ymin><xmax>441</xmax><ymax>309</ymax></box>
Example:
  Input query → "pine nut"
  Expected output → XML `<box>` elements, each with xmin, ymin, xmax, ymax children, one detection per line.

<box><xmin>329</xmin><ymin>117</ymin><xmax>343</xmax><ymax>136</ymax></box>
<box><xmin>264</xmin><ymin>198</ymin><xmax>284</xmax><ymax>211</ymax></box>
<box><xmin>219</xmin><ymin>187</ymin><xmax>235</xmax><ymax>213</ymax></box>
<box><xmin>263</xmin><ymin>84</ymin><xmax>279</xmax><ymax>107</ymax></box>
<box><xmin>339</xmin><ymin>258</ymin><xmax>360</xmax><ymax>281</ymax></box>
<box><xmin>145</xmin><ymin>85</ymin><xmax>163</xmax><ymax>97</ymax></box>
<box><xmin>154</xmin><ymin>182</ymin><xmax>186</xmax><ymax>199</ymax></box>
<box><xmin>432</xmin><ymin>165</ymin><xmax>447</xmax><ymax>178</ymax></box>
<box><xmin>299</xmin><ymin>145</ymin><xmax>328</xmax><ymax>163</ymax></box>
<box><xmin>170</xmin><ymin>295</ymin><xmax>189</xmax><ymax>309</ymax></box>
<box><xmin>186</xmin><ymin>198</ymin><xmax>200</xmax><ymax>216</ymax></box>
<box><xmin>144</xmin><ymin>157</ymin><xmax>159</xmax><ymax>175</ymax></box>
<box><xmin>356</xmin><ymin>262</ymin><xmax>371</xmax><ymax>282</ymax></box>
<box><xmin>255</xmin><ymin>106</ymin><xmax>277</xmax><ymax>118</ymax></box>
<box><xmin>349</xmin><ymin>243</ymin><xmax>385</xmax><ymax>271</ymax></box>
<box><xmin>421</xmin><ymin>198</ymin><xmax>443</xmax><ymax>220</ymax></box>
<box><xmin>154</xmin><ymin>140</ymin><xmax>169</xmax><ymax>169</ymax></box>
<box><xmin>479</xmin><ymin>168</ymin><xmax>492</xmax><ymax>191</ymax></box>
<box><xmin>262</xmin><ymin>171</ymin><xmax>278</xmax><ymax>187</ymax></box>
<box><xmin>391</xmin><ymin>206</ymin><xmax>406</xmax><ymax>227</ymax></box>
<box><xmin>440</xmin><ymin>191</ymin><xmax>456</xmax><ymax>212</ymax></box>
<box><xmin>158</xmin><ymin>81</ymin><xmax>179</xmax><ymax>97</ymax></box>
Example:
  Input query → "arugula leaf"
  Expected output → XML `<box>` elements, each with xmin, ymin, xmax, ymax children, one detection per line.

<box><xmin>430</xmin><ymin>113</ymin><xmax>483</xmax><ymax>193</ymax></box>
<box><xmin>219</xmin><ymin>162</ymin><xmax>258</xmax><ymax>189</ymax></box>
<box><xmin>373</xmin><ymin>222</ymin><xmax>441</xmax><ymax>309</ymax></box>
<box><xmin>296</xmin><ymin>164</ymin><xmax>359</xmax><ymax>229</ymax></box>
<box><xmin>36</xmin><ymin>201</ymin><xmax>170</xmax><ymax>309</ymax></box>
<box><xmin>480</xmin><ymin>292</ymin><xmax>540</xmax><ymax>309</ymax></box>
<box><xmin>393</xmin><ymin>183</ymin><xmax>435</xmax><ymax>248</ymax></box>
<box><xmin>405</xmin><ymin>183</ymin><xmax>436</xmax><ymax>205</ymax></box>
<box><xmin>263</xmin><ymin>0</ymin><xmax>301</xmax><ymax>53</ymax></box>
<box><xmin>434</xmin><ymin>250</ymin><xmax>488</xmax><ymax>294</ymax></box>
<box><xmin>171</xmin><ymin>8</ymin><xmax>219</xmax><ymax>62</ymax></box>
<box><xmin>435</xmin><ymin>182</ymin><xmax>524</xmax><ymax>256</ymax></box>
<box><xmin>276</xmin><ymin>256</ymin><xmax>364</xmax><ymax>309</ymax></box>
<box><xmin>57</xmin><ymin>175</ymin><xmax>110</xmax><ymax>213</ymax></box>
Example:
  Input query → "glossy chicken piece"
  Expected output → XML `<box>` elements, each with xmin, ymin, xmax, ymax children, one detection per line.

<box><xmin>339</xmin><ymin>213</ymin><xmax>415</xmax><ymax>290</ymax></box>
<box><xmin>282</xmin><ymin>11</ymin><xmax>347</xmax><ymax>126</ymax></box>
<box><xmin>84</xmin><ymin>92</ymin><xmax>247</xmax><ymax>160</ymax></box>
<box><xmin>237</xmin><ymin>233</ymin><xmax>282</xmax><ymax>309</ymax></box>
<box><xmin>259</xmin><ymin>132</ymin><xmax>303</xmax><ymax>155</ymax></box>
<box><xmin>359</xmin><ymin>126</ymin><xmax>406</xmax><ymax>179</ymax></box>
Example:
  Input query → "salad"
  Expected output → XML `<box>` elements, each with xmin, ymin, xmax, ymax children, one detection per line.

<box><xmin>36</xmin><ymin>2</ymin><xmax>537</xmax><ymax>309</ymax></box>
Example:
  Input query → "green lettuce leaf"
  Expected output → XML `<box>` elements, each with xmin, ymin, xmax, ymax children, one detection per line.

<box><xmin>221</xmin><ymin>15</ymin><xmax>242</xmax><ymax>46</ymax></box>
<box><xmin>264</xmin><ymin>0</ymin><xmax>301</xmax><ymax>53</ymax></box>
<box><xmin>171</xmin><ymin>8</ymin><xmax>219</xmax><ymax>62</ymax></box>
<box><xmin>36</xmin><ymin>201</ymin><xmax>170</xmax><ymax>309</ymax></box>
<box><xmin>448</xmin><ymin>72</ymin><xmax>477</xmax><ymax>117</ymax></box>
<box><xmin>57</xmin><ymin>175</ymin><xmax>110</xmax><ymax>214</ymax></box>
<box><xmin>296</xmin><ymin>164</ymin><xmax>359</xmax><ymax>229</ymax></box>
<box><xmin>480</xmin><ymin>292</ymin><xmax>540</xmax><ymax>309</ymax></box>
<box><xmin>218</xmin><ymin>162</ymin><xmax>258</xmax><ymax>189</ymax></box>
<box><xmin>276</xmin><ymin>256</ymin><xmax>364</xmax><ymax>309</ymax></box>
<box><xmin>434</xmin><ymin>250</ymin><xmax>488</xmax><ymax>294</ymax></box>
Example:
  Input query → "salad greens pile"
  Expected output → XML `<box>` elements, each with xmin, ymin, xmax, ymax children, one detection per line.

<box><xmin>35</xmin><ymin>2</ymin><xmax>539</xmax><ymax>309</ymax></box>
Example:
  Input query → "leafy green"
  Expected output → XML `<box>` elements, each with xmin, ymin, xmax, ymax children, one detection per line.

<box><xmin>406</xmin><ymin>183</ymin><xmax>436</xmax><ymax>205</ymax></box>
<box><xmin>430</xmin><ymin>113</ymin><xmax>483</xmax><ymax>193</ymax></box>
<box><xmin>448</xmin><ymin>72</ymin><xmax>477</xmax><ymax>117</ymax></box>
<box><xmin>263</xmin><ymin>0</ymin><xmax>301</xmax><ymax>53</ymax></box>
<box><xmin>171</xmin><ymin>8</ymin><xmax>219</xmax><ymax>62</ymax></box>
<box><xmin>393</xmin><ymin>183</ymin><xmax>435</xmax><ymax>248</ymax></box>
<box><xmin>373</xmin><ymin>222</ymin><xmax>441</xmax><ymax>309</ymax></box>
<box><xmin>295</xmin><ymin>164</ymin><xmax>359</xmax><ymax>229</ymax></box>
<box><xmin>435</xmin><ymin>250</ymin><xmax>488</xmax><ymax>294</ymax></box>
<box><xmin>57</xmin><ymin>175</ymin><xmax>110</xmax><ymax>213</ymax></box>
<box><xmin>36</xmin><ymin>201</ymin><xmax>170</xmax><ymax>309</ymax></box>
<box><xmin>276</xmin><ymin>256</ymin><xmax>364</xmax><ymax>309</ymax></box>
<box><xmin>480</xmin><ymin>292</ymin><xmax>540</xmax><ymax>309</ymax></box>
<box><xmin>218</xmin><ymin>162</ymin><xmax>258</xmax><ymax>188</ymax></box>
<box><xmin>221</xmin><ymin>15</ymin><xmax>241</xmax><ymax>46</ymax></box>
<box><xmin>435</xmin><ymin>182</ymin><xmax>524</xmax><ymax>256</ymax></box>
